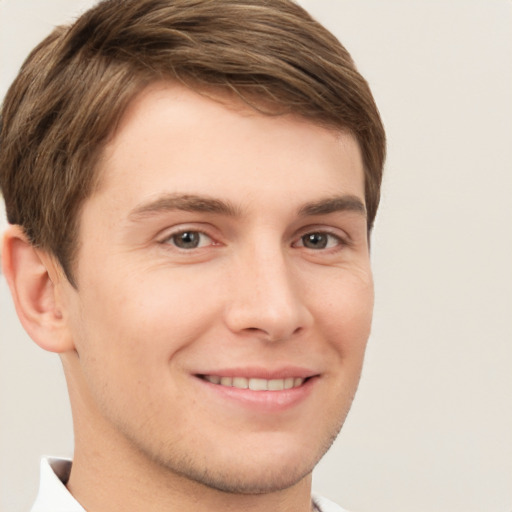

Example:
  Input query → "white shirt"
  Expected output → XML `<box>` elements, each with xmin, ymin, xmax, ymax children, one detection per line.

<box><xmin>31</xmin><ymin>458</ymin><xmax>85</xmax><ymax>512</ymax></box>
<box><xmin>31</xmin><ymin>458</ymin><xmax>349</xmax><ymax>512</ymax></box>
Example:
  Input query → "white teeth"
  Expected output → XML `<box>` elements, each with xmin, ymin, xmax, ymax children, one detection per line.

<box><xmin>268</xmin><ymin>379</ymin><xmax>284</xmax><ymax>391</ymax></box>
<box><xmin>249</xmin><ymin>378</ymin><xmax>267</xmax><ymax>391</ymax></box>
<box><xmin>203</xmin><ymin>375</ymin><xmax>306</xmax><ymax>391</ymax></box>
<box><xmin>232</xmin><ymin>377</ymin><xmax>248</xmax><ymax>389</ymax></box>
<box><xmin>220</xmin><ymin>377</ymin><xmax>232</xmax><ymax>387</ymax></box>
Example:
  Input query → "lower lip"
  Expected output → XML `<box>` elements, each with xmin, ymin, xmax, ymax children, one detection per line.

<box><xmin>195</xmin><ymin>376</ymin><xmax>318</xmax><ymax>413</ymax></box>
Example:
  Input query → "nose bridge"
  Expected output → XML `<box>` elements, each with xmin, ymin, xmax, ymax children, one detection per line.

<box><xmin>224</xmin><ymin>238</ymin><xmax>312</xmax><ymax>341</ymax></box>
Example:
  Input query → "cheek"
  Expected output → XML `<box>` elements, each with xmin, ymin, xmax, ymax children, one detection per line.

<box><xmin>316</xmin><ymin>271</ymin><xmax>374</xmax><ymax>357</ymax></box>
<box><xmin>67</xmin><ymin>273</ymin><xmax>223</xmax><ymax>427</ymax></box>
<box><xmin>72</xmin><ymin>269</ymin><xmax>223</xmax><ymax>373</ymax></box>
<box><xmin>316</xmin><ymin>274</ymin><xmax>373</xmax><ymax>417</ymax></box>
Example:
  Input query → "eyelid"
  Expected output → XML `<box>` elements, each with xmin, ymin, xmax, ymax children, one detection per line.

<box><xmin>157</xmin><ymin>224</ymin><xmax>219</xmax><ymax>248</ymax></box>
<box><xmin>293</xmin><ymin>225</ymin><xmax>351</xmax><ymax>247</ymax></box>
<box><xmin>294</xmin><ymin>233</ymin><xmax>346</xmax><ymax>250</ymax></box>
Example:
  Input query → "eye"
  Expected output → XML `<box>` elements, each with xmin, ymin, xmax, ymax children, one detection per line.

<box><xmin>296</xmin><ymin>232</ymin><xmax>343</xmax><ymax>250</ymax></box>
<box><xmin>165</xmin><ymin>230</ymin><xmax>213</xmax><ymax>250</ymax></box>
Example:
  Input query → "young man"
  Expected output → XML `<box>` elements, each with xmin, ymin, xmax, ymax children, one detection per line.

<box><xmin>0</xmin><ymin>1</ymin><xmax>385</xmax><ymax>510</ymax></box>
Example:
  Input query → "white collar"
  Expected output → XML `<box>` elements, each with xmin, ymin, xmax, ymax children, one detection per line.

<box><xmin>31</xmin><ymin>458</ymin><xmax>85</xmax><ymax>512</ymax></box>
<box><xmin>31</xmin><ymin>457</ymin><xmax>347</xmax><ymax>512</ymax></box>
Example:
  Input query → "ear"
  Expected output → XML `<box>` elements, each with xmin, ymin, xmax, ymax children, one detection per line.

<box><xmin>2</xmin><ymin>225</ymin><xmax>75</xmax><ymax>353</ymax></box>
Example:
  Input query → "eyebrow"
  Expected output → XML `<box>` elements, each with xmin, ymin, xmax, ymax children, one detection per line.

<box><xmin>128</xmin><ymin>193</ymin><xmax>240</xmax><ymax>221</ymax></box>
<box><xmin>298</xmin><ymin>195</ymin><xmax>366</xmax><ymax>217</ymax></box>
<box><xmin>127</xmin><ymin>192</ymin><xmax>366</xmax><ymax>221</ymax></box>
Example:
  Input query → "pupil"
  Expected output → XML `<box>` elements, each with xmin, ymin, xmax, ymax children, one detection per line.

<box><xmin>304</xmin><ymin>233</ymin><xmax>327</xmax><ymax>249</ymax></box>
<box><xmin>176</xmin><ymin>232</ymin><xmax>199</xmax><ymax>248</ymax></box>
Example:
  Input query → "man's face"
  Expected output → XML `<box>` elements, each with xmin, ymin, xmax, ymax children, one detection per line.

<box><xmin>60</xmin><ymin>82</ymin><xmax>373</xmax><ymax>493</ymax></box>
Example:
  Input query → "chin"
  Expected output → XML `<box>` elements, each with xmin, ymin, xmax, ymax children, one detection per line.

<box><xmin>156</xmin><ymin>427</ymin><xmax>341</xmax><ymax>495</ymax></box>
<box><xmin>175</xmin><ymin>455</ymin><xmax>315</xmax><ymax>495</ymax></box>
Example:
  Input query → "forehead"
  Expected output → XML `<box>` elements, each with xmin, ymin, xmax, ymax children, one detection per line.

<box><xmin>90</xmin><ymin>81</ymin><xmax>364</xmax><ymax>214</ymax></box>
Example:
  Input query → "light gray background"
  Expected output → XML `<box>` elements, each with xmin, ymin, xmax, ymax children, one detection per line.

<box><xmin>1</xmin><ymin>1</ymin><xmax>511</xmax><ymax>511</ymax></box>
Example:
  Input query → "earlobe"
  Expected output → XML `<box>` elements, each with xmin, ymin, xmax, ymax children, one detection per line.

<box><xmin>2</xmin><ymin>225</ymin><xmax>75</xmax><ymax>353</ymax></box>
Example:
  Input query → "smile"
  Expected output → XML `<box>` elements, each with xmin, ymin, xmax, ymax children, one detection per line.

<box><xmin>200</xmin><ymin>375</ymin><xmax>306</xmax><ymax>391</ymax></box>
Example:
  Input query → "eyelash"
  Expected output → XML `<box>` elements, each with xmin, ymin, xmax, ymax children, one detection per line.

<box><xmin>160</xmin><ymin>230</ymin><xmax>215</xmax><ymax>250</ymax></box>
<box><xmin>159</xmin><ymin>227</ymin><xmax>348</xmax><ymax>253</ymax></box>
<box><xmin>293</xmin><ymin>231</ymin><xmax>347</xmax><ymax>251</ymax></box>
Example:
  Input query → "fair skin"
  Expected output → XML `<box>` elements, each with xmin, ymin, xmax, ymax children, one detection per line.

<box><xmin>3</xmin><ymin>82</ymin><xmax>373</xmax><ymax>512</ymax></box>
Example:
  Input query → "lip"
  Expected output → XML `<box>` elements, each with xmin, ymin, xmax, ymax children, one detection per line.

<box><xmin>192</xmin><ymin>366</ymin><xmax>319</xmax><ymax>413</ymax></box>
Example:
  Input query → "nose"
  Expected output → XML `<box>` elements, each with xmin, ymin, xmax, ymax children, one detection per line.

<box><xmin>223</xmin><ymin>245</ymin><xmax>313</xmax><ymax>342</ymax></box>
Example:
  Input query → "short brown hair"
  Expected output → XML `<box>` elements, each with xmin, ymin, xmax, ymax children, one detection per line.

<box><xmin>0</xmin><ymin>0</ymin><xmax>385</xmax><ymax>286</ymax></box>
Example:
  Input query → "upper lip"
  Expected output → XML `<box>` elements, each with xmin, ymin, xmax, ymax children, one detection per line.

<box><xmin>194</xmin><ymin>367</ymin><xmax>319</xmax><ymax>380</ymax></box>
